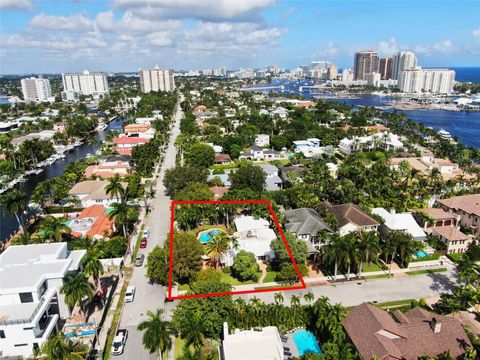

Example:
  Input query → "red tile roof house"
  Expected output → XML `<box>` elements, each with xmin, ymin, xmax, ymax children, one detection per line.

<box><xmin>414</xmin><ymin>208</ymin><xmax>459</xmax><ymax>231</ymax></box>
<box><xmin>69</xmin><ymin>205</ymin><xmax>115</xmax><ymax>240</ymax></box>
<box><xmin>113</xmin><ymin>137</ymin><xmax>148</xmax><ymax>155</ymax></box>
<box><xmin>431</xmin><ymin>226</ymin><xmax>472</xmax><ymax>254</ymax></box>
<box><xmin>84</xmin><ymin>163</ymin><xmax>131</xmax><ymax>179</ymax></box>
<box><xmin>343</xmin><ymin>302</ymin><xmax>472</xmax><ymax>360</ymax></box>
<box><xmin>438</xmin><ymin>194</ymin><xmax>480</xmax><ymax>235</ymax></box>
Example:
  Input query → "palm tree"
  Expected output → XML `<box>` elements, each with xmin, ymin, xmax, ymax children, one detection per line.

<box><xmin>39</xmin><ymin>334</ymin><xmax>89</xmax><ymax>360</ymax></box>
<box><xmin>204</xmin><ymin>232</ymin><xmax>230</xmax><ymax>269</ymax></box>
<box><xmin>356</xmin><ymin>230</ymin><xmax>381</xmax><ymax>278</ymax></box>
<box><xmin>322</xmin><ymin>234</ymin><xmax>346</xmax><ymax>281</ymax></box>
<box><xmin>137</xmin><ymin>309</ymin><xmax>172</xmax><ymax>360</ymax></box>
<box><xmin>83</xmin><ymin>256</ymin><xmax>104</xmax><ymax>287</ymax></box>
<box><xmin>274</xmin><ymin>292</ymin><xmax>284</xmax><ymax>305</ymax></box>
<box><xmin>0</xmin><ymin>189</ymin><xmax>27</xmax><ymax>232</ymax></box>
<box><xmin>179</xmin><ymin>311</ymin><xmax>205</xmax><ymax>350</ymax></box>
<box><xmin>457</xmin><ymin>258</ymin><xmax>479</xmax><ymax>286</ymax></box>
<box><xmin>304</xmin><ymin>291</ymin><xmax>314</xmax><ymax>304</ymax></box>
<box><xmin>60</xmin><ymin>273</ymin><xmax>94</xmax><ymax>321</ymax></box>
<box><xmin>39</xmin><ymin>216</ymin><xmax>71</xmax><ymax>243</ymax></box>
<box><xmin>108</xmin><ymin>200</ymin><xmax>129</xmax><ymax>238</ymax></box>
<box><xmin>105</xmin><ymin>174</ymin><xmax>125</xmax><ymax>202</ymax></box>
<box><xmin>290</xmin><ymin>294</ymin><xmax>301</xmax><ymax>306</ymax></box>
<box><xmin>384</xmin><ymin>233</ymin><xmax>398</xmax><ymax>277</ymax></box>
<box><xmin>342</xmin><ymin>234</ymin><xmax>357</xmax><ymax>281</ymax></box>
<box><xmin>13</xmin><ymin>230</ymin><xmax>39</xmax><ymax>245</ymax></box>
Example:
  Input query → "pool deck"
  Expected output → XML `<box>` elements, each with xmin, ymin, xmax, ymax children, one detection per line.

<box><xmin>283</xmin><ymin>334</ymin><xmax>299</xmax><ymax>359</ymax></box>
<box><xmin>196</xmin><ymin>228</ymin><xmax>223</xmax><ymax>242</ymax></box>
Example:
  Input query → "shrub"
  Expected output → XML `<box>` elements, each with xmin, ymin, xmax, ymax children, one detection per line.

<box><xmin>232</xmin><ymin>250</ymin><xmax>259</xmax><ymax>282</ymax></box>
<box><xmin>222</xmin><ymin>266</ymin><xmax>232</xmax><ymax>274</ymax></box>
<box><xmin>275</xmin><ymin>264</ymin><xmax>300</xmax><ymax>284</ymax></box>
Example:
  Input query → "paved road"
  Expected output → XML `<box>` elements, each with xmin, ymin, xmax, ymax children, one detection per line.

<box><xmin>116</xmin><ymin>94</ymin><xmax>183</xmax><ymax>360</ymax></box>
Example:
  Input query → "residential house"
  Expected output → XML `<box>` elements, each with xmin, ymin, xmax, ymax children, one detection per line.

<box><xmin>343</xmin><ymin>302</ymin><xmax>472</xmax><ymax>360</ymax></box>
<box><xmin>210</xmin><ymin>186</ymin><xmax>228</xmax><ymax>200</ymax></box>
<box><xmin>69</xmin><ymin>205</ymin><xmax>115</xmax><ymax>240</ymax></box>
<box><xmin>284</xmin><ymin>208</ymin><xmax>333</xmax><ymax>252</ymax></box>
<box><xmin>431</xmin><ymin>227</ymin><xmax>472</xmax><ymax>254</ymax></box>
<box><xmin>438</xmin><ymin>194</ymin><xmax>480</xmax><ymax>235</ymax></box>
<box><xmin>255</xmin><ymin>134</ymin><xmax>270</xmax><ymax>147</ymax></box>
<box><xmin>280</xmin><ymin>165</ymin><xmax>305</xmax><ymax>184</ymax></box>
<box><xmin>11</xmin><ymin>130</ymin><xmax>57</xmax><ymax>148</ymax></box>
<box><xmin>207</xmin><ymin>173</ymin><xmax>231</xmax><ymax>187</ymax></box>
<box><xmin>207</xmin><ymin>143</ymin><xmax>223</xmax><ymax>154</ymax></box>
<box><xmin>325</xmin><ymin>203</ymin><xmax>379</xmax><ymax>236</ymax></box>
<box><xmin>372</xmin><ymin>208</ymin><xmax>427</xmax><ymax>241</ymax></box>
<box><xmin>259</xmin><ymin>164</ymin><xmax>283</xmax><ymax>191</ymax></box>
<box><xmin>0</xmin><ymin>243</ymin><xmax>86</xmax><ymax>358</ymax></box>
<box><xmin>98</xmin><ymin>154</ymin><xmax>131</xmax><ymax>167</ymax></box>
<box><xmin>113</xmin><ymin>137</ymin><xmax>148</xmax><ymax>155</ymax></box>
<box><xmin>69</xmin><ymin>180</ymin><xmax>125</xmax><ymax>208</ymax></box>
<box><xmin>84</xmin><ymin>162</ymin><xmax>131</xmax><ymax>179</ymax></box>
<box><xmin>220</xmin><ymin>322</ymin><xmax>283</xmax><ymax>360</ymax></box>
<box><xmin>214</xmin><ymin>154</ymin><xmax>232</xmax><ymax>165</ymax></box>
<box><xmin>222</xmin><ymin>216</ymin><xmax>277</xmax><ymax>266</ymax></box>
<box><xmin>339</xmin><ymin>132</ymin><xmax>404</xmax><ymax>155</ymax></box>
<box><xmin>414</xmin><ymin>208</ymin><xmax>459</xmax><ymax>231</ymax></box>
<box><xmin>239</xmin><ymin>145</ymin><xmax>286</xmax><ymax>161</ymax></box>
<box><xmin>271</xmin><ymin>107</ymin><xmax>288</xmax><ymax>118</ymax></box>
<box><xmin>123</xmin><ymin>124</ymin><xmax>155</xmax><ymax>139</ymax></box>
<box><xmin>292</xmin><ymin>138</ymin><xmax>323</xmax><ymax>158</ymax></box>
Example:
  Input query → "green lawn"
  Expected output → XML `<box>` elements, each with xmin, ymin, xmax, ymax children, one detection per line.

<box><xmin>365</xmin><ymin>274</ymin><xmax>391</xmax><ymax>280</ymax></box>
<box><xmin>407</xmin><ymin>268</ymin><xmax>448</xmax><ymax>276</ymax></box>
<box><xmin>220</xmin><ymin>271</ymin><xmax>262</xmax><ymax>285</ymax></box>
<box><xmin>374</xmin><ymin>299</ymin><xmax>419</xmax><ymax>309</ymax></box>
<box><xmin>178</xmin><ymin>284</ymin><xmax>190</xmax><ymax>292</ymax></box>
<box><xmin>447</xmin><ymin>253</ymin><xmax>463</xmax><ymax>263</ymax></box>
<box><xmin>262</xmin><ymin>270</ymin><xmax>279</xmax><ymax>283</ymax></box>
<box><xmin>362</xmin><ymin>262</ymin><xmax>384</xmax><ymax>272</ymax></box>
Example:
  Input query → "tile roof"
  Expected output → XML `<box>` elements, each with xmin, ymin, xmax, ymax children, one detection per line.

<box><xmin>284</xmin><ymin>208</ymin><xmax>333</xmax><ymax>236</ymax></box>
<box><xmin>415</xmin><ymin>208</ymin><xmax>457</xmax><ymax>221</ymax></box>
<box><xmin>78</xmin><ymin>205</ymin><xmax>107</xmax><ymax>219</ymax></box>
<box><xmin>438</xmin><ymin>194</ymin><xmax>480</xmax><ymax>217</ymax></box>
<box><xmin>113</xmin><ymin>137</ymin><xmax>148</xmax><ymax>145</ymax></box>
<box><xmin>326</xmin><ymin>203</ymin><xmax>379</xmax><ymax>228</ymax></box>
<box><xmin>210</xmin><ymin>186</ymin><xmax>228</xmax><ymax>199</ymax></box>
<box><xmin>343</xmin><ymin>303</ymin><xmax>472</xmax><ymax>360</ymax></box>
<box><xmin>432</xmin><ymin>226</ymin><xmax>469</xmax><ymax>241</ymax></box>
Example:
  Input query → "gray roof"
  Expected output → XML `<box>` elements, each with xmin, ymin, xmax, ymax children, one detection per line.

<box><xmin>284</xmin><ymin>208</ymin><xmax>333</xmax><ymax>236</ymax></box>
<box><xmin>259</xmin><ymin>164</ymin><xmax>279</xmax><ymax>176</ymax></box>
<box><xmin>265</xmin><ymin>175</ymin><xmax>283</xmax><ymax>191</ymax></box>
<box><xmin>208</xmin><ymin>173</ymin><xmax>231</xmax><ymax>187</ymax></box>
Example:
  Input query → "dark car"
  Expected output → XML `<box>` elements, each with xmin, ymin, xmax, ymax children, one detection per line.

<box><xmin>140</xmin><ymin>237</ymin><xmax>147</xmax><ymax>248</ymax></box>
<box><xmin>135</xmin><ymin>254</ymin><xmax>145</xmax><ymax>267</ymax></box>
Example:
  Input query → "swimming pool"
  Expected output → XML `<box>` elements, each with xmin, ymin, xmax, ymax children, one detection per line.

<box><xmin>198</xmin><ymin>229</ymin><xmax>222</xmax><ymax>244</ymax></box>
<box><xmin>292</xmin><ymin>329</ymin><xmax>322</xmax><ymax>356</ymax></box>
<box><xmin>415</xmin><ymin>250</ymin><xmax>428</xmax><ymax>258</ymax></box>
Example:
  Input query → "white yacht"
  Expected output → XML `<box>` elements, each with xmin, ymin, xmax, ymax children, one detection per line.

<box><xmin>438</xmin><ymin>129</ymin><xmax>453</xmax><ymax>141</ymax></box>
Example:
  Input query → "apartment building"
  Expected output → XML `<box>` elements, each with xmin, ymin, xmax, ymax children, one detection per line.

<box><xmin>0</xmin><ymin>243</ymin><xmax>86</xmax><ymax>358</ymax></box>
<box><xmin>139</xmin><ymin>66</ymin><xmax>175</xmax><ymax>93</ymax></box>
<box><xmin>20</xmin><ymin>77</ymin><xmax>54</xmax><ymax>103</ymax></box>
<box><xmin>61</xmin><ymin>70</ymin><xmax>109</xmax><ymax>100</ymax></box>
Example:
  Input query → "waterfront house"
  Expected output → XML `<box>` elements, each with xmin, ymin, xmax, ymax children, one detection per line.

<box><xmin>284</xmin><ymin>208</ymin><xmax>333</xmax><ymax>252</ymax></box>
<box><xmin>11</xmin><ymin>130</ymin><xmax>57</xmax><ymax>148</ymax></box>
<box><xmin>339</xmin><ymin>132</ymin><xmax>404</xmax><ymax>154</ymax></box>
<box><xmin>98</xmin><ymin>154</ymin><xmax>132</xmax><ymax>167</ymax></box>
<box><xmin>372</xmin><ymin>208</ymin><xmax>427</xmax><ymax>241</ymax></box>
<box><xmin>113</xmin><ymin>137</ymin><xmax>148</xmax><ymax>155</ymax></box>
<box><xmin>123</xmin><ymin>124</ymin><xmax>155</xmax><ymax>139</ymax></box>
<box><xmin>343</xmin><ymin>302</ymin><xmax>472</xmax><ymax>360</ymax></box>
<box><xmin>438</xmin><ymin>194</ymin><xmax>480</xmax><ymax>235</ymax></box>
<box><xmin>68</xmin><ymin>180</ymin><xmax>125</xmax><ymax>208</ymax></box>
<box><xmin>69</xmin><ymin>205</ymin><xmax>115</xmax><ymax>240</ymax></box>
<box><xmin>84</xmin><ymin>162</ymin><xmax>131</xmax><ymax>179</ymax></box>
<box><xmin>325</xmin><ymin>203</ymin><xmax>379</xmax><ymax>236</ymax></box>
<box><xmin>0</xmin><ymin>243</ymin><xmax>86</xmax><ymax>358</ymax></box>
<box><xmin>259</xmin><ymin>164</ymin><xmax>283</xmax><ymax>191</ymax></box>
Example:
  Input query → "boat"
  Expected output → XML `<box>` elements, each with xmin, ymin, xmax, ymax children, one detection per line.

<box><xmin>438</xmin><ymin>129</ymin><xmax>453</xmax><ymax>141</ymax></box>
<box><xmin>97</xmin><ymin>123</ymin><xmax>108</xmax><ymax>131</ymax></box>
<box><xmin>33</xmin><ymin>169</ymin><xmax>44</xmax><ymax>175</ymax></box>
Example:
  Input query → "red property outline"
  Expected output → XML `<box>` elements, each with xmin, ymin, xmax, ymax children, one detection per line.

<box><xmin>167</xmin><ymin>199</ymin><xmax>306</xmax><ymax>300</ymax></box>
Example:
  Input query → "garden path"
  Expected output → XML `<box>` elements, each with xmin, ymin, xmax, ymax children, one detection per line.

<box><xmin>257</xmin><ymin>261</ymin><xmax>267</xmax><ymax>283</ymax></box>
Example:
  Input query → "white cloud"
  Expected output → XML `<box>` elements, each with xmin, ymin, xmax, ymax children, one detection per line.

<box><xmin>29</xmin><ymin>12</ymin><xmax>94</xmax><ymax>32</ymax></box>
<box><xmin>113</xmin><ymin>0</ymin><xmax>274</xmax><ymax>22</ymax></box>
<box><xmin>415</xmin><ymin>39</ymin><xmax>456</xmax><ymax>56</ymax></box>
<box><xmin>95</xmin><ymin>10</ymin><xmax>182</xmax><ymax>34</ymax></box>
<box><xmin>0</xmin><ymin>0</ymin><xmax>34</xmax><ymax>11</ymax></box>
<box><xmin>145</xmin><ymin>31</ymin><xmax>173</xmax><ymax>47</ymax></box>
<box><xmin>473</xmin><ymin>28</ymin><xmax>480</xmax><ymax>41</ymax></box>
<box><xmin>378</xmin><ymin>37</ymin><xmax>408</xmax><ymax>55</ymax></box>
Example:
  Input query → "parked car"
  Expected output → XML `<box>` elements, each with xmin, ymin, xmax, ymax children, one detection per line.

<box><xmin>140</xmin><ymin>237</ymin><xmax>147</xmax><ymax>248</ymax></box>
<box><xmin>111</xmin><ymin>329</ymin><xmax>128</xmax><ymax>355</ymax></box>
<box><xmin>142</xmin><ymin>229</ymin><xmax>150</xmax><ymax>238</ymax></box>
<box><xmin>135</xmin><ymin>254</ymin><xmax>145</xmax><ymax>267</ymax></box>
<box><xmin>125</xmin><ymin>286</ymin><xmax>135</xmax><ymax>302</ymax></box>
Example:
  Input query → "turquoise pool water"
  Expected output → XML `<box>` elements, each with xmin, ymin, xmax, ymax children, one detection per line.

<box><xmin>292</xmin><ymin>329</ymin><xmax>321</xmax><ymax>356</ymax></box>
<box><xmin>198</xmin><ymin>229</ymin><xmax>221</xmax><ymax>244</ymax></box>
<box><xmin>415</xmin><ymin>250</ymin><xmax>428</xmax><ymax>258</ymax></box>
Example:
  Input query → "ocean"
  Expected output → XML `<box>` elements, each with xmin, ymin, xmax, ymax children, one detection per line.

<box><xmin>450</xmin><ymin>67</ymin><xmax>480</xmax><ymax>83</ymax></box>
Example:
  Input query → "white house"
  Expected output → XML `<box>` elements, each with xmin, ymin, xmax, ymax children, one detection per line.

<box><xmin>239</xmin><ymin>145</ymin><xmax>287</xmax><ymax>161</ymax></box>
<box><xmin>259</xmin><ymin>164</ymin><xmax>283</xmax><ymax>191</ymax></box>
<box><xmin>68</xmin><ymin>180</ymin><xmax>125</xmax><ymax>208</ymax></box>
<box><xmin>372</xmin><ymin>207</ymin><xmax>427</xmax><ymax>241</ymax></box>
<box><xmin>293</xmin><ymin>138</ymin><xmax>323</xmax><ymax>158</ymax></box>
<box><xmin>339</xmin><ymin>133</ymin><xmax>404</xmax><ymax>154</ymax></box>
<box><xmin>255</xmin><ymin>134</ymin><xmax>270</xmax><ymax>147</ymax></box>
<box><xmin>0</xmin><ymin>243</ymin><xmax>86</xmax><ymax>358</ymax></box>
<box><xmin>271</xmin><ymin>107</ymin><xmax>288</xmax><ymax>118</ymax></box>
<box><xmin>223</xmin><ymin>216</ymin><xmax>277</xmax><ymax>266</ymax></box>
<box><xmin>221</xmin><ymin>322</ymin><xmax>283</xmax><ymax>360</ymax></box>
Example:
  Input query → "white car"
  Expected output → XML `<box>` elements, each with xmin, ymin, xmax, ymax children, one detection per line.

<box><xmin>125</xmin><ymin>286</ymin><xmax>135</xmax><ymax>303</ymax></box>
<box><xmin>111</xmin><ymin>329</ymin><xmax>128</xmax><ymax>356</ymax></box>
<box><xmin>142</xmin><ymin>229</ymin><xmax>150</xmax><ymax>238</ymax></box>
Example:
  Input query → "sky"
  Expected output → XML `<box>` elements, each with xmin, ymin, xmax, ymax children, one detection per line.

<box><xmin>0</xmin><ymin>0</ymin><xmax>479</xmax><ymax>74</ymax></box>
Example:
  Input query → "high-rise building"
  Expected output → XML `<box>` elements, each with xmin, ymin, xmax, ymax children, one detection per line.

<box><xmin>379</xmin><ymin>57</ymin><xmax>393</xmax><ymax>80</ymax></box>
<box><xmin>366</xmin><ymin>72</ymin><xmax>381</xmax><ymax>87</ymax></box>
<box><xmin>342</xmin><ymin>68</ymin><xmax>355</xmax><ymax>83</ymax></box>
<box><xmin>398</xmin><ymin>68</ymin><xmax>455</xmax><ymax>94</ymax></box>
<box><xmin>139</xmin><ymin>66</ymin><xmax>175</xmax><ymax>93</ymax></box>
<box><xmin>353</xmin><ymin>51</ymin><xmax>380</xmax><ymax>80</ymax></box>
<box><xmin>20</xmin><ymin>77</ymin><xmax>53</xmax><ymax>103</ymax></box>
<box><xmin>391</xmin><ymin>51</ymin><xmax>417</xmax><ymax>80</ymax></box>
<box><xmin>62</xmin><ymin>70</ymin><xmax>109</xmax><ymax>100</ymax></box>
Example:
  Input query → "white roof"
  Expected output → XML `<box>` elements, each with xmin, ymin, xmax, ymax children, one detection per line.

<box><xmin>234</xmin><ymin>216</ymin><xmax>270</xmax><ymax>232</ymax></box>
<box><xmin>222</xmin><ymin>325</ymin><xmax>283</xmax><ymax>360</ymax></box>
<box><xmin>372</xmin><ymin>208</ymin><xmax>426</xmax><ymax>240</ymax></box>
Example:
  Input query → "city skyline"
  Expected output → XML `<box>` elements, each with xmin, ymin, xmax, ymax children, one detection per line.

<box><xmin>0</xmin><ymin>0</ymin><xmax>479</xmax><ymax>74</ymax></box>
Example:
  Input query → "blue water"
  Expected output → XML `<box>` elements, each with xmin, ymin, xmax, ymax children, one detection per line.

<box><xmin>416</xmin><ymin>250</ymin><xmax>428</xmax><ymax>258</ymax></box>
<box><xmin>198</xmin><ymin>229</ymin><xmax>221</xmax><ymax>244</ymax></box>
<box><xmin>292</xmin><ymin>329</ymin><xmax>322</xmax><ymax>356</ymax></box>
<box><xmin>451</xmin><ymin>67</ymin><xmax>480</xmax><ymax>83</ymax></box>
